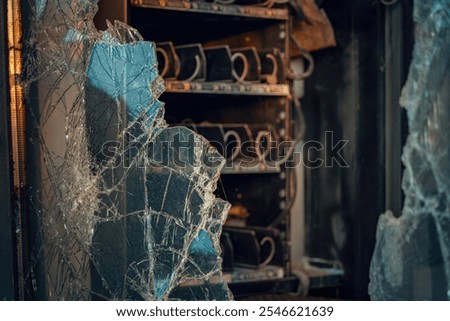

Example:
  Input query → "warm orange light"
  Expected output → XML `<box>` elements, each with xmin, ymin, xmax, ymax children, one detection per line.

<box><xmin>7</xmin><ymin>0</ymin><xmax>26</xmax><ymax>300</ymax></box>
<box><xmin>7</xmin><ymin>0</ymin><xmax>25</xmax><ymax>190</ymax></box>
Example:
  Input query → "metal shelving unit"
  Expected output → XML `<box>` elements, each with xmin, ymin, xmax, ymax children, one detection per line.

<box><xmin>96</xmin><ymin>0</ymin><xmax>298</xmax><ymax>298</ymax></box>
<box><xmin>164</xmin><ymin>81</ymin><xmax>290</xmax><ymax>96</ymax></box>
<box><xmin>221</xmin><ymin>160</ymin><xmax>281</xmax><ymax>175</ymax></box>
<box><xmin>131</xmin><ymin>0</ymin><xmax>289</xmax><ymax>20</ymax></box>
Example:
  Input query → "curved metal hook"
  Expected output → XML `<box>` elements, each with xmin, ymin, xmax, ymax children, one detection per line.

<box><xmin>289</xmin><ymin>35</ymin><xmax>315</xmax><ymax>79</ymax></box>
<box><xmin>156</xmin><ymin>47</ymin><xmax>170</xmax><ymax>78</ymax></box>
<box><xmin>223</xmin><ymin>130</ymin><xmax>242</xmax><ymax>161</ymax></box>
<box><xmin>255</xmin><ymin>130</ymin><xmax>272</xmax><ymax>161</ymax></box>
<box><xmin>259</xmin><ymin>236</ymin><xmax>276</xmax><ymax>267</ymax></box>
<box><xmin>262</xmin><ymin>52</ymin><xmax>278</xmax><ymax>84</ymax></box>
<box><xmin>185</xmin><ymin>55</ymin><xmax>202</xmax><ymax>82</ymax></box>
<box><xmin>231</xmin><ymin>52</ymin><xmax>249</xmax><ymax>83</ymax></box>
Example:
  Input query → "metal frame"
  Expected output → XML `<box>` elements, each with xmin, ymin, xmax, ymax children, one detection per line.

<box><xmin>0</xmin><ymin>0</ymin><xmax>16</xmax><ymax>300</ymax></box>
<box><xmin>384</xmin><ymin>1</ymin><xmax>410</xmax><ymax>217</ymax></box>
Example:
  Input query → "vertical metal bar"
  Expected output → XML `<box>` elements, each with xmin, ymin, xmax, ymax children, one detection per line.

<box><xmin>0</xmin><ymin>0</ymin><xmax>16</xmax><ymax>301</ymax></box>
<box><xmin>384</xmin><ymin>1</ymin><xmax>403</xmax><ymax>217</ymax></box>
<box><xmin>7</xmin><ymin>0</ymin><xmax>26</xmax><ymax>300</ymax></box>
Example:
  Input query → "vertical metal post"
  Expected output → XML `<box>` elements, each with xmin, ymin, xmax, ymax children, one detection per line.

<box><xmin>7</xmin><ymin>0</ymin><xmax>26</xmax><ymax>300</ymax></box>
<box><xmin>384</xmin><ymin>1</ymin><xmax>403</xmax><ymax>216</ymax></box>
<box><xmin>0</xmin><ymin>0</ymin><xmax>16</xmax><ymax>300</ymax></box>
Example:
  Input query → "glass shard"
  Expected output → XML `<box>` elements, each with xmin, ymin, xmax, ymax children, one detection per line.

<box><xmin>24</xmin><ymin>0</ymin><xmax>232</xmax><ymax>300</ymax></box>
<box><xmin>369</xmin><ymin>0</ymin><xmax>450</xmax><ymax>300</ymax></box>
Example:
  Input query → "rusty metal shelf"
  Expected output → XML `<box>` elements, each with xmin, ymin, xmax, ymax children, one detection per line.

<box><xmin>163</xmin><ymin>81</ymin><xmax>290</xmax><ymax>96</ymax></box>
<box><xmin>131</xmin><ymin>0</ymin><xmax>289</xmax><ymax>21</ymax></box>
<box><xmin>221</xmin><ymin>160</ymin><xmax>281</xmax><ymax>174</ymax></box>
<box><xmin>229</xmin><ymin>276</ymin><xmax>300</xmax><ymax>298</ymax></box>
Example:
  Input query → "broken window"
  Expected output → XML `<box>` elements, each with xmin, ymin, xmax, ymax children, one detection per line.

<box><xmin>23</xmin><ymin>0</ymin><xmax>232</xmax><ymax>300</ymax></box>
<box><xmin>369</xmin><ymin>0</ymin><xmax>450</xmax><ymax>300</ymax></box>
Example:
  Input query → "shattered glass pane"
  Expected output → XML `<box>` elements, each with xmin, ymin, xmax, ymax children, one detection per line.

<box><xmin>369</xmin><ymin>0</ymin><xmax>450</xmax><ymax>300</ymax></box>
<box><xmin>24</xmin><ymin>0</ymin><xmax>232</xmax><ymax>300</ymax></box>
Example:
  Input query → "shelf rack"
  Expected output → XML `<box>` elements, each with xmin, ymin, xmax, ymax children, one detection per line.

<box><xmin>164</xmin><ymin>81</ymin><xmax>290</xmax><ymax>96</ymax></box>
<box><xmin>131</xmin><ymin>0</ymin><xmax>289</xmax><ymax>20</ymax></box>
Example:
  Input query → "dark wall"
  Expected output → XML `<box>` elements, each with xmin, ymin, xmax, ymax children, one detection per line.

<box><xmin>302</xmin><ymin>0</ymin><xmax>412</xmax><ymax>300</ymax></box>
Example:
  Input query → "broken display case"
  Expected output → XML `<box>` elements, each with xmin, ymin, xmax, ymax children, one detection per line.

<box><xmin>109</xmin><ymin>0</ymin><xmax>301</xmax><ymax>297</ymax></box>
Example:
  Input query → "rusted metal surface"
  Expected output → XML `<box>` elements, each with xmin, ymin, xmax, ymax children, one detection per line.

<box><xmin>291</xmin><ymin>0</ymin><xmax>336</xmax><ymax>55</ymax></box>
<box><xmin>131</xmin><ymin>0</ymin><xmax>289</xmax><ymax>20</ymax></box>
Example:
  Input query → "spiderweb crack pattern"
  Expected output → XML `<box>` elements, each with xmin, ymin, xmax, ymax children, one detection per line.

<box><xmin>24</xmin><ymin>0</ymin><xmax>232</xmax><ymax>300</ymax></box>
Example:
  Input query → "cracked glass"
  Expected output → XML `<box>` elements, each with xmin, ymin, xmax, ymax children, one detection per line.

<box><xmin>369</xmin><ymin>0</ymin><xmax>450</xmax><ymax>300</ymax></box>
<box><xmin>24</xmin><ymin>0</ymin><xmax>232</xmax><ymax>300</ymax></box>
